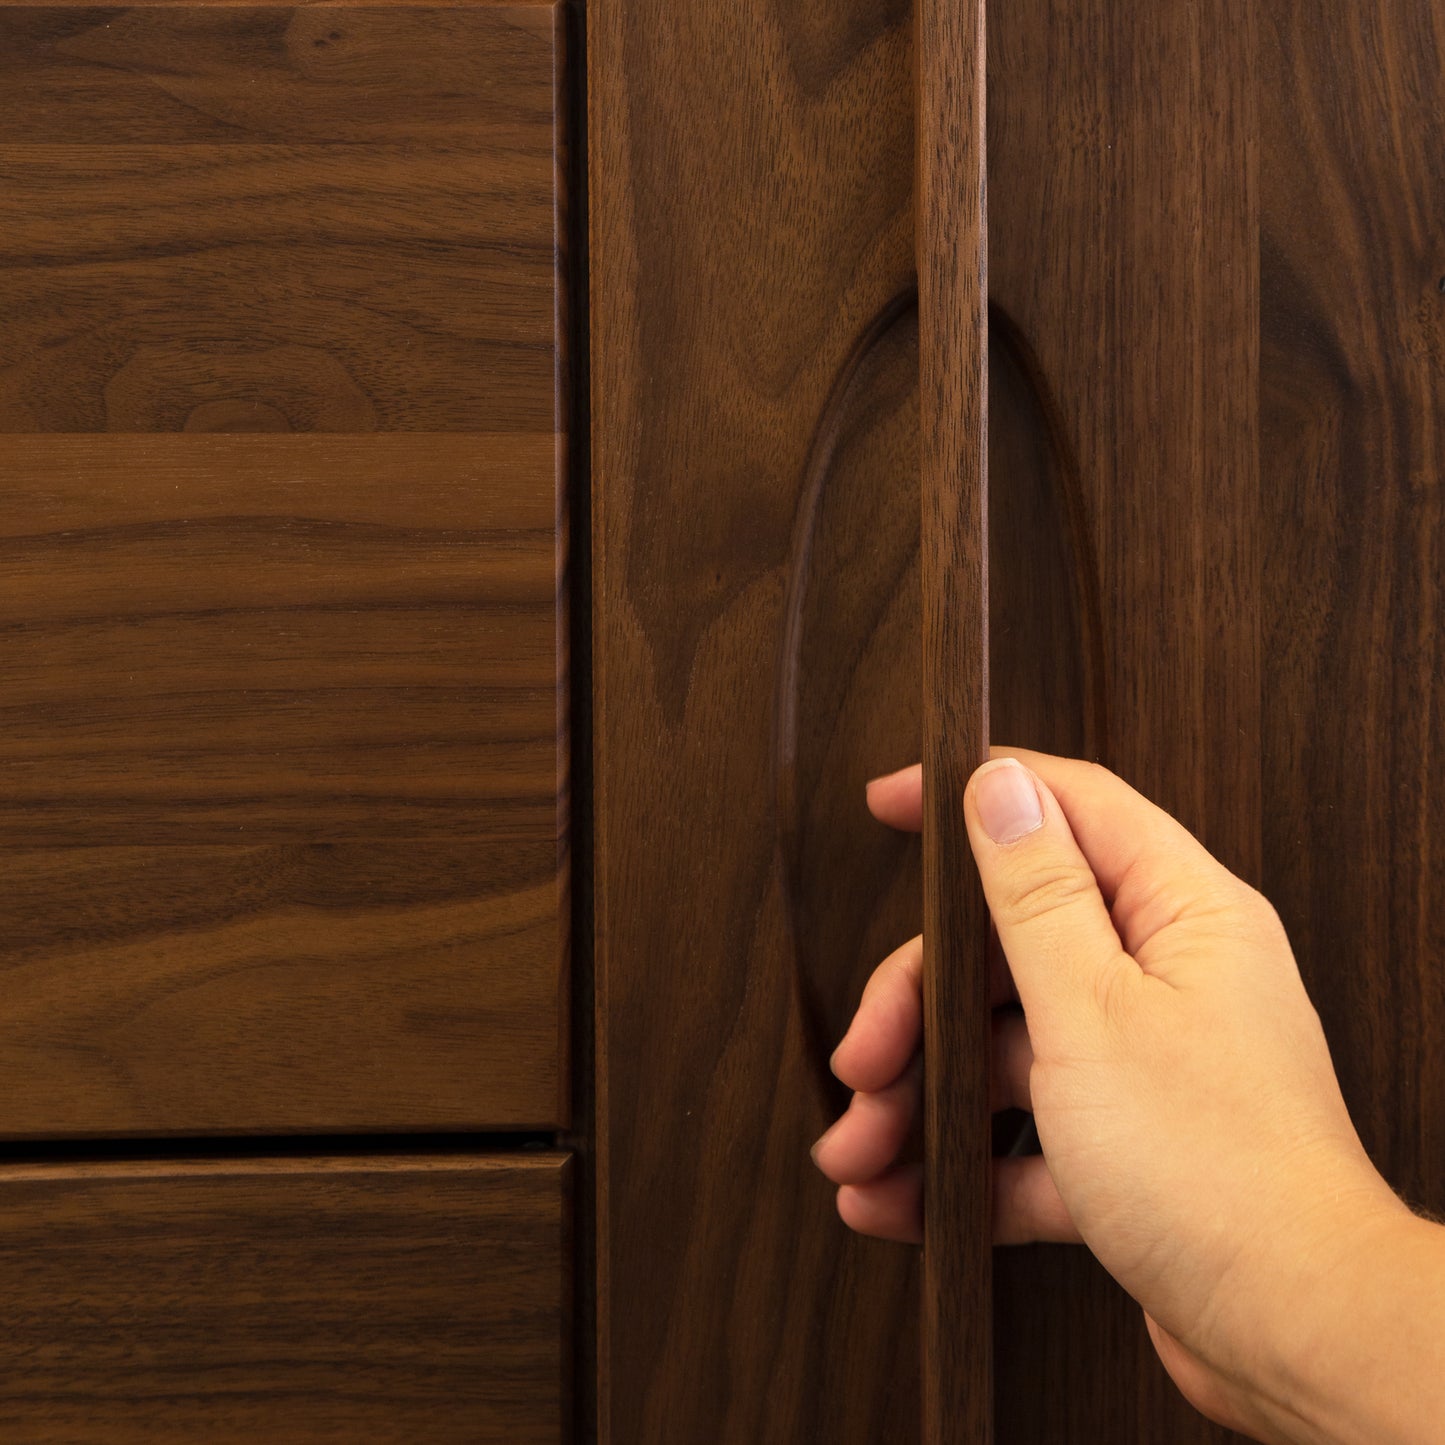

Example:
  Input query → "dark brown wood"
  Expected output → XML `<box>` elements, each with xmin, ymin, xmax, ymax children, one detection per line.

<box><xmin>989</xmin><ymin>5</ymin><xmax>1444</xmax><ymax>1440</ymax></box>
<box><xmin>0</xmin><ymin>4</ymin><xmax>561</xmax><ymax>145</ymax></box>
<box><xmin>589</xmin><ymin>0</ymin><xmax>924</xmax><ymax>1438</ymax></box>
<box><xmin>916</xmin><ymin>0</ymin><xmax>991</xmax><ymax>1440</ymax></box>
<box><xmin>0</xmin><ymin>8</ymin><xmax>563</xmax><ymax>432</ymax></box>
<box><xmin>1258</xmin><ymin>0</ymin><xmax>1445</xmax><ymax>1246</ymax></box>
<box><xmin>0</xmin><ymin>1152</ymin><xmax>571</xmax><ymax>1443</ymax></box>
<box><xmin>987</xmin><ymin>1</ymin><xmax>1259</xmax><ymax>1439</ymax></box>
<box><xmin>778</xmin><ymin>298</ymin><xmax>926</xmax><ymax>1094</ymax></box>
<box><xmin>0</xmin><ymin>5</ymin><xmax>571</xmax><ymax>1133</ymax></box>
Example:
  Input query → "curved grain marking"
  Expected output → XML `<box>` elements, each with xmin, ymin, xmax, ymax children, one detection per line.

<box><xmin>988</xmin><ymin>306</ymin><xmax>1108</xmax><ymax>762</ymax></box>
<box><xmin>775</xmin><ymin>289</ymin><xmax>919</xmax><ymax>1112</ymax></box>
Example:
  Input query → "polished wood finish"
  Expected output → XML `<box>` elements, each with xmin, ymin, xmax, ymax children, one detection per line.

<box><xmin>1259</xmin><ymin>0</ymin><xmax>1445</xmax><ymax>1258</ymax></box>
<box><xmin>984</xmin><ymin>0</ymin><xmax>1438</xmax><ymax>1438</ymax></box>
<box><xmin>590</xmin><ymin>0</ymin><xmax>923</xmax><ymax>1437</ymax></box>
<box><xmin>0</xmin><ymin>5</ymin><xmax>570</xmax><ymax>1134</ymax></box>
<box><xmin>0</xmin><ymin>435</ymin><xmax>559</xmax><ymax>844</ymax></box>
<box><xmin>0</xmin><ymin>6</ymin><xmax>564</xmax><ymax>432</ymax></box>
<box><xmin>0</xmin><ymin>1152</ymin><xmax>570</xmax><ymax>1443</ymax></box>
<box><xmin>0</xmin><ymin>5</ymin><xmax>561</xmax><ymax>147</ymax></box>
<box><xmin>916</xmin><ymin>0</ymin><xmax>991</xmax><ymax>1439</ymax></box>
<box><xmin>586</xmin><ymin>0</ymin><xmax>1445</xmax><ymax>1436</ymax></box>
<box><xmin>989</xmin><ymin>1</ymin><xmax>1259</xmax><ymax>1435</ymax></box>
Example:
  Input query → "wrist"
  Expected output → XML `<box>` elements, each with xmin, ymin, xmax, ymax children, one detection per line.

<box><xmin>1259</xmin><ymin>1194</ymin><xmax>1445</xmax><ymax>1445</ymax></box>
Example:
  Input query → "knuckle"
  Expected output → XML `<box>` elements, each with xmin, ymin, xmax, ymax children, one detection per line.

<box><xmin>1225</xmin><ymin>879</ymin><xmax>1289</xmax><ymax>941</ymax></box>
<box><xmin>1092</xmin><ymin>958</ymin><xmax>1138</xmax><ymax>1033</ymax></box>
<box><xmin>997</xmin><ymin>864</ymin><xmax>1098</xmax><ymax>929</ymax></box>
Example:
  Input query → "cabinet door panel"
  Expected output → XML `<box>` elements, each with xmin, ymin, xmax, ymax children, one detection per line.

<box><xmin>0</xmin><ymin>3</ymin><xmax>569</xmax><ymax>1135</ymax></box>
<box><xmin>0</xmin><ymin>1153</ymin><xmax>570</xmax><ymax>1443</ymax></box>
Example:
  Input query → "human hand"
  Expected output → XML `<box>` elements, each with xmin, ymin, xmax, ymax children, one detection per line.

<box><xmin>810</xmin><ymin>749</ymin><xmax>1412</xmax><ymax>1443</ymax></box>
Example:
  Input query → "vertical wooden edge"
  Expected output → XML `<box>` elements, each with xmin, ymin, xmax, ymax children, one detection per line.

<box><xmin>558</xmin><ymin>0</ymin><xmax>599</xmax><ymax>1440</ymax></box>
<box><xmin>558</xmin><ymin>1149</ymin><xmax>577</xmax><ymax>1441</ymax></box>
<box><xmin>916</xmin><ymin>0</ymin><xmax>992</xmax><ymax>1439</ymax></box>
<box><xmin>584</xmin><ymin>0</ymin><xmax>609</xmax><ymax>1420</ymax></box>
<box><xmin>584</xmin><ymin>0</ymin><xmax>612</xmax><ymax>1398</ymax></box>
<box><xmin>550</xmin><ymin>0</ymin><xmax>573</xmax><ymax>1138</ymax></box>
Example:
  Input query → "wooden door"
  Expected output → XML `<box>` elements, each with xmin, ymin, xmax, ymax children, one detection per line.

<box><xmin>592</xmin><ymin>0</ymin><xmax>1445</xmax><ymax>1440</ymax></box>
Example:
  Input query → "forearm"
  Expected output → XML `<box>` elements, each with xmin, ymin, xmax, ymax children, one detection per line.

<box><xmin>1262</xmin><ymin>1207</ymin><xmax>1445</xmax><ymax>1445</ymax></box>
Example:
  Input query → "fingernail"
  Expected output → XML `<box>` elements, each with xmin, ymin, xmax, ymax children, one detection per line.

<box><xmin>975</xmin><ymin>760</ymin><xmax>1044</xmax><ymax>844</ymax></box>
<box><xmin>810</xmin><ymin>1120</ymin><xmax>839</xmax><ymax>1166</ymax></box>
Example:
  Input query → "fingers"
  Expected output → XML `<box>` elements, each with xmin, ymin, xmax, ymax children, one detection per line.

<box><xmin>965</xmin><ymin>757</ymin><xmax>1139</xmax><ymax>1039</ymax></box>
<box><xmin>867</xmin><ymin>750</ymin><xmax>1241</xmax><ymax>960</ymax></box>
<box><xmin>830</xmin><ymin>935</ymin><xmax>922</xmax><ymax>1093</ymax></box>
<box><xmin>815</xmin><ymin>1012</ymin><xmax>1034</xmax><ymax>1186</ymax></box>
<box><xmin>811</xmin><ymin>1060</ymin><xmax>920</xmax><ymax>1184</ymax></box>
<box><xmin>993</xmin><ymin>1157</ymin><xmax>1081</xmax><ymax>1245</ymax></box>
<box><xmin>986</xmin><ymin>749</ymin><xmax>1243</xmax><ymax>958</ymax></box>
<box><xmin>833</xmin><ymin>1156</ymin><xmax>1081</xmax><ymax>1248</ymax></box>
<box><xmin>837</xmin><ymin>1164</ymin><xmax>923</xmax><ymax>1244</ymax></box>
<box><xmin>834</xmin><ymin>932</ymin><xmax>1016</xmax><ymax>1100</ymax></box>
<box><xmin>865</xmin><ymin>763</ymin><xmax>923</xmax><ymax>832</ymax></box>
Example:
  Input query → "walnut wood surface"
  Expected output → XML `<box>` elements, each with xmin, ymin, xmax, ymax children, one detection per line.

<box><xmin>0</xmin><ymin>6</ymin><xmax>570</xmax><ymax>1133</ymax></box>
<box><xmin>589</xmin><ymin>0</ymin><xmax>1444</xmax><ymax>1438</ymax></box>
<box><xmin>988</xmin><ymin>4</ymin><xmax>1260</xmax><ymax>1438</ymax></box>
<box><xmin>778</xmin><ymin>297</ymin><xmax>926</xmax><ymax>1119</ymax></box>
<box><xmin>916</xmin><ymin>0</ymin><xmax>991</xmax><ymax>1439</ymax></box>
<box><xmin>0</xmin><ymin>7</ymin><xmax>563</xmax><ymax>432</ymax></box>
<box><xmin>590</xmin><ymin>0</ymin><xmax>924</xmax><ymax>1438</ymax></box>
<box><xmin>1259</xmin><ymin>0</ymin><xmax>1445</xmax><ymax>1248</ymax></box>
<box><xmin>0</xmin><ymin>1152</ymin><xmax>570</xmax><ymax>1442</ymax></box>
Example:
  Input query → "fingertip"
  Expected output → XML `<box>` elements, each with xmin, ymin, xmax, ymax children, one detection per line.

<box><xmin>967</xmin><ymin>757</ymin><xmax>1047</xmax><ymax>846</ymax></box>
<box><xmin>864</xmin><ymin>763</ymin><xmax>924</xmax><ymax>832</ymax></box>
<box><xmin>835</xmin><ymin>1165</ymin><xmax>924</xmax><ymax>1245</ymax></box>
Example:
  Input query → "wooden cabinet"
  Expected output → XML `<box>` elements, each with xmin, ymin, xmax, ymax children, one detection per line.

<box><xmin>4</xmin><ymin>0</ymin><xmax>1443</xmax><ymax>1439</ymax></box>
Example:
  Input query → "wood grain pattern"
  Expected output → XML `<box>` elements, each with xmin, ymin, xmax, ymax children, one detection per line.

<box><xmin>1259</xmin><ymin>0</ymin><xmax>1445</xmax><ymax>1237</ymax></box>
<box><xmin>0</xmin><ymin>840</ymin><xmax>561</xmax><ymax>1135</ymax></box>
<box><xmin>0</xmin><ymin>433</ymin><xmax>566</xmax><ymax>1135</ymax></box>
<box><xmin>0</xmin><ymin>6</ymin><xmax>570</xmax><ymax>1133</ymax></box>
<box><xmin>0</xmin><ymin>436</ymin><xmax>558</xmax><ymax>843</ymax></box>
<box><xmin>0</xmin><ymin>143</ymin><xmax>554</xmax><ymax>432</ymax></box>
<box><xmin>590</xmin><ymin>0</ymin><xmax>924</xmax><ymax>1438</ymax></box>
<box><xmin>987</xmin><ymin>316</ymin><xmax>1105</xmax><ymax>764</ymax></box>
<box><xmin>777</xmin><ymin>294</ymin><xmax>923</xmax><ymax>1113</ymax></box>
<box><xmin>0</xmin><ymin>4</ymin><xmax>561</xmax><ymax>434</ymax></box>
<box><xmin>989</xmin><ymin>6</ymin><xmax>1444</xmax><ymax>1440</ymax></box>
<box><xmin>0</xmin><ymin>6</ymin><xmax>560</xmax><ymax>145</ymax></box>
<box><xmin>916</xmin><ymin>0</ymin><xmax>991</xmax><ymax>1439</ymax></box>
<box><xmin>0</xmin><ymin>1152</ymin><xmax>570</xmax><ymax>1442</ymax></box>
<box><xmin>988</xmin><ymin>2</ymin><xmax>1259</xmax><ymax>1439</ymax></box>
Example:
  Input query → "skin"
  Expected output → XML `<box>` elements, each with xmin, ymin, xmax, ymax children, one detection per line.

<box><xmin>811</xmin><ymin>749</ymin><xmax>1445</xmax><ymax>1445</ymax></box>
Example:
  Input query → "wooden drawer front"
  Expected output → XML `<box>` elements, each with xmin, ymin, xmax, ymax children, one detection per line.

<box><xmin>0</xmin><ymin>5</ymin><xmax>568</xmax><ymax>1134</ymax></box>
<box><xmin>0</xmin><ymin>1152</ymin><xmax>570</xmax><ymax>1443</ymax></box>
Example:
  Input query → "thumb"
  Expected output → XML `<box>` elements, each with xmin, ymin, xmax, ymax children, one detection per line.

<box><xmin>963</xmin><ymin>757</ymin><xmax>1135</xmax><ymax>1040</ymax></box>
